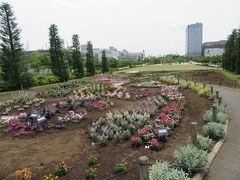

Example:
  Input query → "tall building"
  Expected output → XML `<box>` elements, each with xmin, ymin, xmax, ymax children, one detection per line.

<box><xmin>185</xmin><ymin>23</ymin><xmax>203</xmax><ymax>56</ymax></box>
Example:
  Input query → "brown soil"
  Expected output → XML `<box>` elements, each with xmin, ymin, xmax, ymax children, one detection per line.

<box><xmin>0</xmin><ymin>87</ymin><xmax>212</xmax><ymax>180</ymax></box>
<box><xmin>179</xmin><ymin>71</ymin><xmax>240</xmax><ymax>88</ymax></box>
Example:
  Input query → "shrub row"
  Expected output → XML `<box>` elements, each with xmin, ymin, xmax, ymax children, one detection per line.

<box><xmin>150</xmin><ymin>91</ymin><xmax>229</xmax><ymax>179</ymax></box>
<box><xmin>184</xmin><ymin>82</ymin><xmax>211</xmax><ymax>96</ymax></box>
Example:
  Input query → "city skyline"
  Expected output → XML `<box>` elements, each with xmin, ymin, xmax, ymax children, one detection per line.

<box><xmin>2</xmin><ymin>0</ymin><xmax>240</xmax><ymax>56</ymax></box>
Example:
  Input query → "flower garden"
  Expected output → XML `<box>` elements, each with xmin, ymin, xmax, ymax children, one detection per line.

<box><xmin>0</xmin><ymin>73</ymin><xmax>229</xmax><ymax>180</ymax></box>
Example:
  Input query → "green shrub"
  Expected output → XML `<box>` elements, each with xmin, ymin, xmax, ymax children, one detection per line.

<box><xmin>85</xmin><ymin>168</ymin><xmax>97</xmax><ymax>179</ymax></box>
<box><xmin>88</xmin><ymin>154</ymin><xmax>99</xmax><ymax>165</ymax></box>
<box><xmin>33</xmin><ymin>74</ymin><xmax>60</xmax><ymax>86</ymax></box>
<box><xmin>188</xmin><ymin>135</ymin><xmax>213</xmax><ymax>151</ymax></box>
<box><xmin>217</xmin><ymin>103</ymin><xmax>230</xmax><ymax>114</ymax></box>
<box><xmin>203</xmin><ymin>110</ymin><xmax>228</xmax><ymax>124</ymax></box>
<box><xmin>69</xmin><ymin>73</ymin><xmax>77</xmax><ymax>80</ymax></box>
<box><xmin>203</xmin><ymin>122</ymin><xmax>225</xmax><ymax>140</ymax></box>
<box><xmin>113</xmin><ymin>161</ymin><xmax>128</xmax><ymax>174</ymax></box>
<box><xmin>184</xmin><ymin>82</ymin><xmax>210</xmax><ymax>96</ymax></box>
<box><xmin>149</xmin><ymin>161</ymin><xmax>190</xmax><ymax>180</ymax></box>
<box><xmin>173</xmin><ymin>144</ymin><xmax>208</xmax><ymax>176</ymax></box>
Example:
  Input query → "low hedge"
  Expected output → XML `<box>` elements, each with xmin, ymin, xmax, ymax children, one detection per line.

<box><xmin>33</xmin><ymin>74</ymin><xmax>60</xmax><ymax>86</ymax></box>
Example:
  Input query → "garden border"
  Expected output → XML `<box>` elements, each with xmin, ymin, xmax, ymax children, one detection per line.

<box><xmin>191</xmin><ymin>120</ymin><xmax>229</xmax><ymax>180</ymax></box>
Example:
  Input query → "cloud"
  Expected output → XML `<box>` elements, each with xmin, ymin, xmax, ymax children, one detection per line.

<box><xmin>54</xmin><ymin>0</ymin><xmax>75</xmax><ymax>8</ymax></box>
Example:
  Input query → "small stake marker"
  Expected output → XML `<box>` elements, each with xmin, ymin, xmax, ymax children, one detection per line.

<box><xmin>212</xmin><ymin>104</ymin><xmax>217</xmax><ymax>122</ymax></box>
<box><xmin>191</xmin><ymin>122</ymin><xmax>197</xmax><ymax>146</ymax></box>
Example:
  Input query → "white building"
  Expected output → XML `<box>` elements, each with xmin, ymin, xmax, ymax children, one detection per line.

<box><xmin>202</xmin><ymin>40</ymin><xmax>227</xmax><ymax>56</ymax></box>
<box><xmin>81</xmin><ymin>45</ymin><xmax>144</xmax><ymax>60</ymax></box>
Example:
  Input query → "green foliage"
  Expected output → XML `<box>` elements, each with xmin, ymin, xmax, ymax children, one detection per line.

<box><xmin>113</xmin><ymin>161</ymin><xmax>128</xmax><ymax>174</ymax></box>
<box><xmin>203</xmin><ymin>104</ymin><xmax>229</xmax><ymax>124</ymax></box>
<box><xmin>49</xmin><ymin>24</ymin><xmax>69</xmax><ymax>82</ymax></box>
<box><xmin>149</xmin><ymin>161</ymin><xmax>190</xmax><ymax>180</ymax></box>
<box><xmin>29</xmin><ymin>51</ymin><xmax>51</xmax><ymax>73</ymax></box>
<box><xmin>203</xmin><ymin>122</ymin><xmax>225</xmax><ymax>140</ymax></box>
<box><xmin>174</xmin><ymin>144</ymin><xmax>208</xmax><ymax>176</ymax></box>
<box><xmin>72</xmin><ymin>34</ymin><xmax>84</xmax><ymax>77</ymax></box>
<box><xmin>222</xmin><ymin>28</ymin><xmax>240</xmax><ymax>74</ymax></box>
<box><xmin>86</xmin><ymin>41</ymin><xmax>95</xmax><ymax>76</ymax></box>
<box><xmin>33</xmin><ymin>74</ymin><xmax>60</xmax><ymax>86</ymax></box>
<box><xmin>54</xmin><ymin>162</ymin><xmax>68</xmax><ymax>177</ymax></box>
<box><xmin>185</xmin><ymin>82</ymin><xmax>210</xmax><ymax>96</ymax></box>
<box><xmin>0</xmin><ymin>2</ymin><xmax>34</xmax><ymax>90</ymax></box>
<box><xmin>101</xmin><ymin>50</ymin><xmax>109</xmax><ymax>73</ymax></box>
<box><xmin>85</xmin><ymin>168</ymin><xmax>97</xmax><ymax>179</ymax></box>
<box><xmin>88</xmin><ymin>154</ymin><xmax>99</xmax><ymax>166</ymax></box>
<box><xmin>191</xmin><ymin>56</ymin><xmax>222</xmax><ymax>65</ymax></box>
<box><xmin>159</xmin><ymin>77</ymin><xmax>178</xmax><ymax>85</ymax></box>
<box><xmin>188</xmin><ymin>135</ymin><xmax>213</xmax><ymax>151</ymax></box>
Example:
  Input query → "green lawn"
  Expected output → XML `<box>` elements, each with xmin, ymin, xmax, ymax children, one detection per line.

<box><xmin>218</xmin><ymin>70</ymin><xmax>240</xmax><ymax>84</ymax></box>
<box><xmin>118</xmin><ymin>65</ymin><xmax>216</xmax><ymax>72</ymax></box>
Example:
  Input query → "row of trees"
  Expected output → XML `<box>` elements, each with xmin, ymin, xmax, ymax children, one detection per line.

<box><xmin>222</xmin><ymin>28</ymin><xmax>240</xmax><ymax>74</ymax></box>
<box><xmin>0</xmin><ymin>2</ymin><xmax>110</xmax><ymax>90</ymax></box>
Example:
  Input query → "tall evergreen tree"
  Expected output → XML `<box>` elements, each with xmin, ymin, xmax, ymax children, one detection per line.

<box><xmin>86</xmin><ymin>41</ymin><xmax>95</xmax><ymax>76</ymax></box>
<box><xmin>49</xmin><ymin>24</ymin><xmax>68</xmax><ymax>82</ymax></box>
<box><xmin>101</xmin><ymin>50</ymin><xmax>109</xmax><ymax>73</ymax></box>
<box><xmin>234</xmin><ymin>30</ymin><xmax>240</xmax><ymax>74</ymax></box>
<box><xmin>223</xmin><ymin>29</ymin><xmax>237</xmax><ymax>72</ymax></box>
<box><xmin>72</xmin><ymin>34</ymin><xmax>83</xmax><ymax>77</ymax></box>
<box><xmin>0</xmin><ymin>2</ymin><xmax>33</xmax><ymax>90</ymax></box>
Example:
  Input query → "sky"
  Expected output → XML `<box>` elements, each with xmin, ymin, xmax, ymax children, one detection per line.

<box><xmin>2</xmin><ymin>0</ymin><xmax>240</xmax><ymax>56</ymax></box>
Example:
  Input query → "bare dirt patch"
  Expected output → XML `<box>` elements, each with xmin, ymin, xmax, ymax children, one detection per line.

<box><xmin>0</xmin><ymin>88</ymin><xmax>211</xmax><ymax>180</ymax></box>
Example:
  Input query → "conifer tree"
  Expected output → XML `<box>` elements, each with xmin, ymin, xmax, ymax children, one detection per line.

<box><xmin>101</xmin><ymin>50</ymin><xmax>109</xmax><ymax>73</ymax></box>
<box><xmin>0</xmin><ymin>2</ymin><xmax>33</xmax><ymax>90</ymax></box>
<box><xmin>86</xmin><ymin>41</ymin><xmax>95</xmax><ymax>76</ymax></box>
<box><xmin>72</xmin><ymin>34</ymin><xmax>83</xmax><ymax>77</ymax></box>
<box><xmin>223</xmin><ymin>29</ymin><xmax>237</xmax><ymax>72</ymax></box>
<box><xmin>49</xmin><ymin>24</ymin><xmax>68</xmax><ymax>81</ymax></box>
<box><xmin>234</xmin><ymin>30</ymin><xmax>240</xmax><ymax>74</ymax></box>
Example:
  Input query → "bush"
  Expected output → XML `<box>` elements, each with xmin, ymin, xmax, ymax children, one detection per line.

<box><xmin>217</xmin><ymin>103</ymin><xmax>230</xmax><ymax>114</ymax></box>
<box><xmin>173</xmin><ymin>144</ymin><xmax>208</xmax><ymax>176</ymax></box>
<box><xmin>188</xmin><ymin>135</ymin><xmax>213</xmax><ymax>151</ymax></box>
<box><xmin>88</xmin><ymin>154</ymin><xmax>99</xmax><ymax>165</ymax></box>
<box><xmin>149</xmin><ymin>161</ymin><xmax>190</xmax><ymax>180</ymax></box>
<box><xmin>203</xmin><ymin>122</ymin><xmax>225</xmax><ymax>140</ymax></box>
<box><xmin>85</xmin><ymin>168</ymin><xmax>97</xmax><ymax>179</ymax></box>
<box><xmin>113</xmin><ymin>161</ymin><xmax>128</xmax><ymax>174</ymax></box>
<box><xmin>203</xmin><ymin>110</ymin><xmax>228</xmax><ymax>124</ymax></box>
<box><xmin>33</xmin><ymin>74</ymin><xmax>60</xmax><ymax>86</ymax></box>
<box><xmin>184</xmin><ymin>82</ymin><xmax>210</xmax><ymax>96</ymax></box>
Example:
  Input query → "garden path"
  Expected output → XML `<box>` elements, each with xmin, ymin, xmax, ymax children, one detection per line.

<box><xmin>203</xmin><ymin>84</ymin><xmax>240</xmax><ymax>180</ymax></box>
<box><xmin>180</xmin><ymin>79</ymin><xmax>240</xmax><ymax>180</ymax></box>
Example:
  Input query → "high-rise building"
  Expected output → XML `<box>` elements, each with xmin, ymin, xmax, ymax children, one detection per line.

<box><xmin>185</xmin><ymin>23</ymin><xmax>203</xmax><ymax>56</ymax></box>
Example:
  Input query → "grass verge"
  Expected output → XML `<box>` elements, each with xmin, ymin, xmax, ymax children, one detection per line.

<box><xmin>118</xmin><ymin>65</ymin><xmax>216</xmax><ymax>72</ymax></box>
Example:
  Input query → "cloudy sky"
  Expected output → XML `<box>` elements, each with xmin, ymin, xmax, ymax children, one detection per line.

<box><xmin>2</xmin><ymin>0</ymin><xmax>240</xmax><ymax>56</ymax></box>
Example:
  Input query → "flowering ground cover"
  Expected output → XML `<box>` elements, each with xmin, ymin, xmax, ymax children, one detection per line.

<box><xmin>0</xmin><ymin>73</ymin><xmax>213</xmax><ymax>180</ymax></box>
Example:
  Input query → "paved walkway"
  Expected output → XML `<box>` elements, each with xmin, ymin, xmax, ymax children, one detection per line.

<box><xmin>204</xmin><ymin>84</ymin><xmax>240</xmax><ymax>180</ymax></box>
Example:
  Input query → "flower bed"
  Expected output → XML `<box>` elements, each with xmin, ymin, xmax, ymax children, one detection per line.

<box><xmin>132</xmin><ymin>81</ymin><xmax>164</xmax><ymax>88</ymax></box>
<box><xmin>0</xmin><ymin>110</ymin><xmax>86</xmax><ymax>136</ymax></box>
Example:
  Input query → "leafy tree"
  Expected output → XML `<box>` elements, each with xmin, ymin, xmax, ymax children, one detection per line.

<box><xmin>29</xmin><ymin>51</ymin><xmax>51</xmax><ymax>74</ymax></box>
<box><xmin>0</xmin><ymin>2</ymin><xmax>33</xmax><ymax>90</ymax></box>
<box><xmin>86</xmin><ymin>41</ymin><xmax>95</xmax><ymax>76</ymax></box>
<box><xmin>63</xmin><ymin>49</ymin><xmax>73</xmax><ymax>72</ymax></box>
<box><xmin>49</xmin><ymin>24</ymin><xmax>68</xmax><ymax>82</ymax></box>
<box><xmin>101</xmin><ymin>50</ymin><xmax>109</xmax><ymax>73</ymax></box>
<box><xmin>72</xmin><ymin>34</ymin><xmax>83</xmax><ymax>77</ymax></box>
<box><xmin>109</xmin><ymin>58</ymin><xmax>118</xmax><ymax>69</ymax></box>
